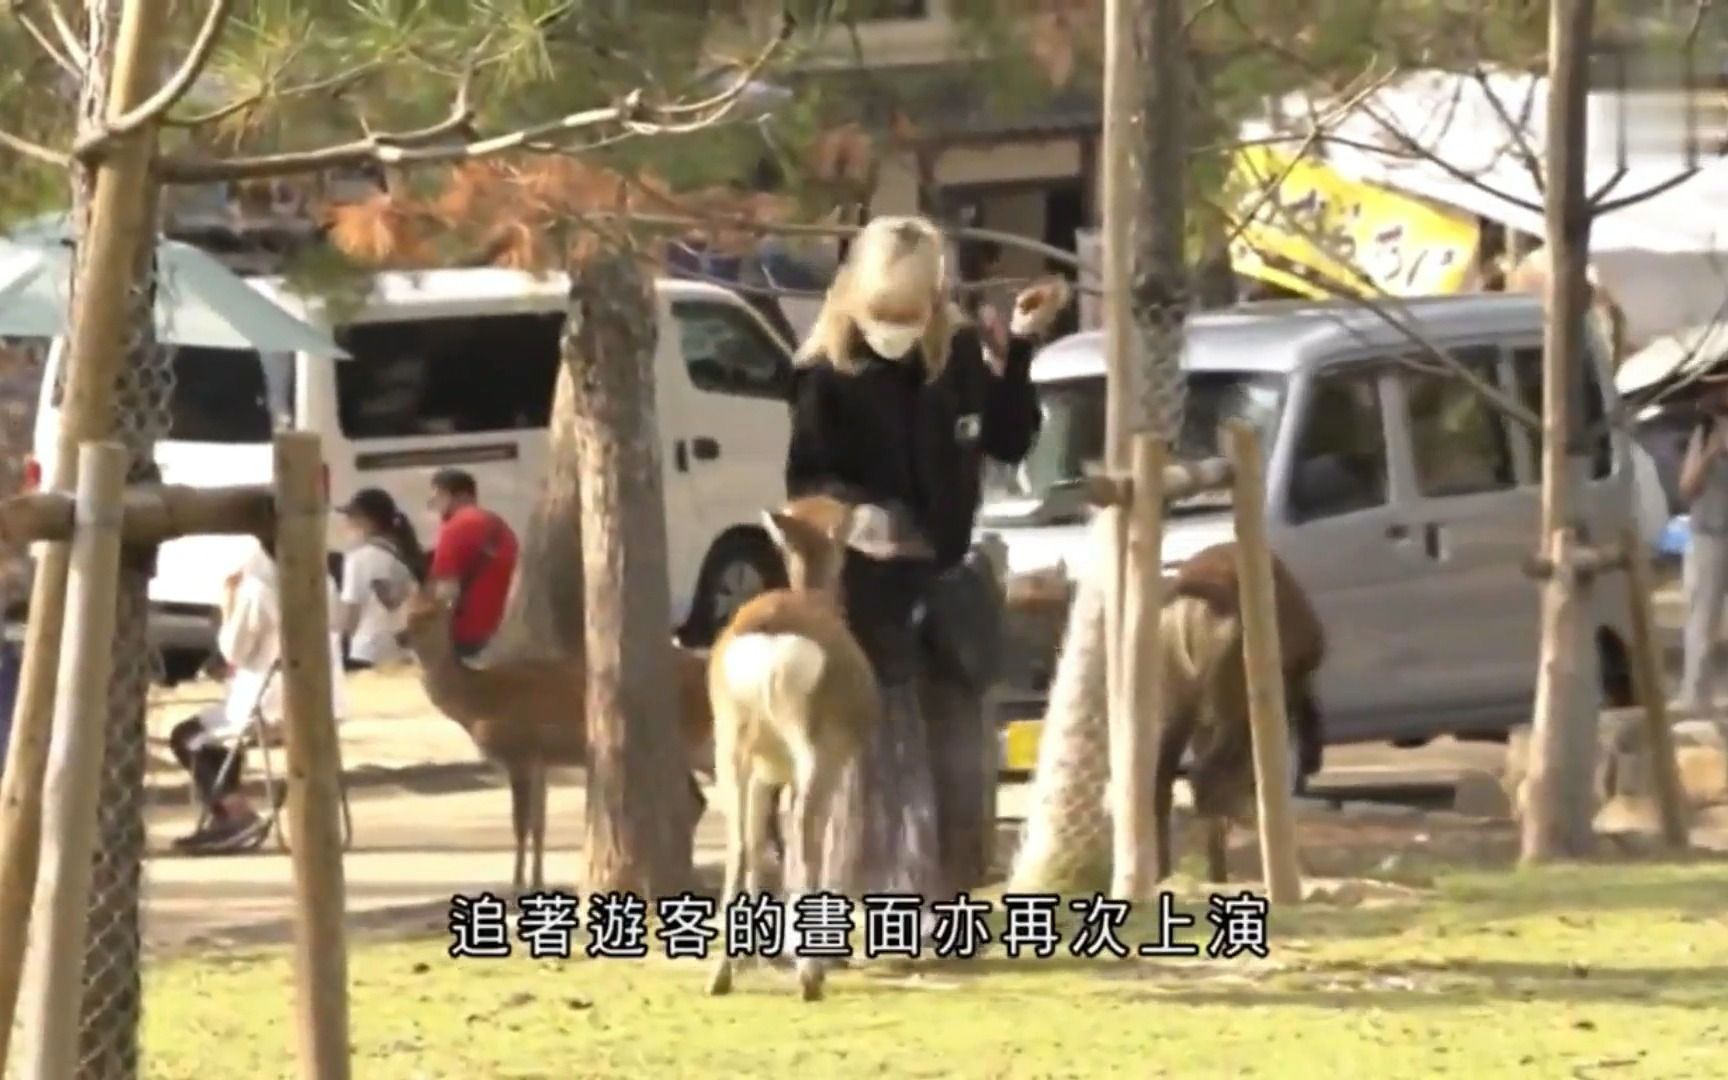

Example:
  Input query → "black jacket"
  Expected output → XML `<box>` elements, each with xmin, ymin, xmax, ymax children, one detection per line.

<box><xmin>785</xmin><ymin>324</ymin><xmax>1042</xmax><ymax>571</ymax></box>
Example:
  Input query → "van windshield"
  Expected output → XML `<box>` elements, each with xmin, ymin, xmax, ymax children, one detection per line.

<box><xmin>982</xmin><ymin>370</ymin><xmax>1287</xmax><ymax>517</ymax></box>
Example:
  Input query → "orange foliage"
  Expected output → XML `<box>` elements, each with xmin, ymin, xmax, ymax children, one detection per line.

<box><xmin>320</xmin><ymin>156</ymin><xmax>810</xmax><ymax>274</ymax></box>
<box><xmin>323</xmin><ymin>193</ymin><xmax>432</xmax><ymax>266</ymax></box>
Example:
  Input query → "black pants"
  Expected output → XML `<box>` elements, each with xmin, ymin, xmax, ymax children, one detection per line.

<box><xmin>169</xmin><ymin>715</ymin><xmax>245</xmax><ymax>807</ymax></box>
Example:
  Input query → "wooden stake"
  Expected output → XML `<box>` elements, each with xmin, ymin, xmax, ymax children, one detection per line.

<box><xmin>17</xmin><ymin>442</ymin><xmax>128</xmax><ymax>1078</ymax></box>
<box><xmin>1225</xmin><ymin>421</ymin><xmax>1303</xmax><ymax>906</ymax></box>
<box><xmin>1113</xmin><ymin>435</ymin><xmax>1167</xmax><ymax>898</ymax></box>
<box><xmin>1620</xmin><ymin>525</ymin><xmax>1690</xmax><ymax>850</ymax></box>
<box><xmin>0</xmin><ymin>483</ymin><xmax>276</xmax><ymax>548</ymax></box>
<box><xmin>274</xmin><ymin>432</ymin><xmax>351</xmax><ymax>1080</ymax></box>
<box><xmin>0</xmin><ymin>0</ymin><xmax>174</xmax><ymax>1062</ymax></box>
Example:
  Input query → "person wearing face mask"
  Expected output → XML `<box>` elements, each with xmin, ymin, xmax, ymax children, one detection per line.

<box><xmin>784</xmin><ymin>215</ymin><xmax>1070</xmax><ymax>898</ymax></box>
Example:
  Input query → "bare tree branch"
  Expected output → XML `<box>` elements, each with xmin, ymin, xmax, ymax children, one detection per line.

<box><xmin>1470</xmin><ymin>66</ymin><xmax>1546</xmax><ymax>194</ymax></box>
<box><xmin>0</xmin><ymin>123</ymin><xmax>69</xmax><ymax>167</ymax></box>
<box><xmin>27</xmin><ymin>0</ymin><xmax>86</xmax><ymax>71</ymax></box>
<box><xmin>73</xmin><ymin>0</ymin><xmax>237</xmax><ymax>159</ymax></box>
<box><xmin>1592</xmin><ymin>167</ymin><xmax>1705</xmax><ymax>215</ymax></box>
<box><xmin>1205</xmin><ymin>193</ymin><xmax>1542</xmax><ymax>433</ymax></box>
<box><xmin>9</xmin><ymin>6</ymin><xmax>81</xmax><ymax>75</ymax></box>
<box><xmin>156</xmin><ymin>15</ymin><xmax>795</xmax><ymax>185</ymax></box>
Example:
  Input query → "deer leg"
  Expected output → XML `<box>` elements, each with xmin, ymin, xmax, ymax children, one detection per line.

<box><xmin>708</xmin><ymin>757</ymin><xmax>751</xmax><ymax>998</ymax></box>
<box><xmin>1153</xmin><ymin>710</ymin><xmax>1195</xmax><ymax>884</ymax></box>
<box><xmin>507</xmin><ymin>762</ymin><xmax>532</xmax><ymax>896</ymax></box>
<box><xmin>530</xmin><ymin>758</ymin><xmax>549</xmax><ymax>893</ymax></box>
<box><xmin>793</xmin><ymin>754</ymin><xmax>841</xmax><ymax>1003</ymax></box>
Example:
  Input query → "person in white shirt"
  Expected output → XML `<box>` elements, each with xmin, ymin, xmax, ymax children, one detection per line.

<box><xmin>168</xmin><ymin>539</ymin><xmax>347</xmax><ymax>854</ymax></box>
<box><xmin>334</xmin><ymin>488</ymin><xmax>426</xmax><ymax>670</ymax></box>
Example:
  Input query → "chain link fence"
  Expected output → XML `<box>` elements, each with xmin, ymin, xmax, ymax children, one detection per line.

<box><xmin>74</xmin><ymin>253</ymin><xmax>172</xmax><ymax>1079</ymax></box>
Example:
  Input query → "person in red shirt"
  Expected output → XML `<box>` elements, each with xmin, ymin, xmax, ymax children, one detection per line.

<box><xmin>427</xmin><ymin>469</ymin><xmax>519</xmax><ymax>659</ymax></box>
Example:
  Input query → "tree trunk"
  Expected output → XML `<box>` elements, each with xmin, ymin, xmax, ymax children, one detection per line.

<box><xmin>1009</xmin><ymin>524</ymin><xmax>1112</xmax><ymax>892</ymax></box>
<box><xmin>492</xmin><ymin>363</ymin><xmax>585</xmax><ymax>662</ymax></box>
<box><xmin>568</xmin><ymin>251</ymin><xmax>694</xmax><ymax>897</ymax></box>
<box><xmin>1522</xmin><ymin>0</ymin><xmax>1600</xmax><ymax>863</ymax></box>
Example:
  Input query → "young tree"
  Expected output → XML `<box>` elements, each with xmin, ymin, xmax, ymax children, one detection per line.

<box><xmin>0</xmin><ymin>3</ymin><xmax>796</xmax><ymax>1067</ymax></box>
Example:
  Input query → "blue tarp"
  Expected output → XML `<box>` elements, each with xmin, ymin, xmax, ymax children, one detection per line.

<box><xmin>1660</xmin><ymin>515</ymin><xmax>1692</xmax><ymax>558</ymax></box>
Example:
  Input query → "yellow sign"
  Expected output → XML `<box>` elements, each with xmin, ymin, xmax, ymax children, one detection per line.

<box><xmin>1228</xmin><ymin>144</ymin><xmax>1481</xmax><ymax>300</ymax></box>
<box><xmin>1002</xmin><ymin>718</ymin><xmax>1043</xmax><ymax>775</ymax></box>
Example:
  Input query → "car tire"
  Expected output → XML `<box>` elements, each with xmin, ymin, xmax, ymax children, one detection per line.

<box><xmin>682</xmin><ymin>530</ymin><xmax>786</xmax><ymax>647</ymax></box>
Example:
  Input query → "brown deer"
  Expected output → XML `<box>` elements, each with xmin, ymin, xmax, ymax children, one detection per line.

<box><xmin>705</xmin><ymin>494</ymin><xmax>880</xmax><ymax>1003</ymax></box>
<box><xmin>401</xmin><ymin>589</ymin><xmax>715</xmax><ymax>894</ymax></box>
<box><xmin>1154</xmin><ymin>541</ymin><xmax>1326</xmax><ymax>884</ymax></box>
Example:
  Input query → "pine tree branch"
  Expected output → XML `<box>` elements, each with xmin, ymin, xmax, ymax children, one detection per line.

<box><xmin>156</xmin><ymin>14</ymin><xmax>795</xmax><ymax>185</ymax></box>
<box><xmin>161</xmin><ymin>58</ymin><xmax>386</xmax><ymax>130</ymax></box>
<box><xmin>73</xmin><ymin>0</ymin><xmax>237</xmax><ymax>160</ymax></box>
<box><xmin>0</xmin><ymin>124</ymin><xmax>69</xmax><ymax>167</ymax></box>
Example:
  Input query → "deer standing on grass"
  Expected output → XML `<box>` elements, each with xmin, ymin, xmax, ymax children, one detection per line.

<box><xmin>402</xmin><ymin>588</ymin><xmax>715</xmax><ymax>893</ymax></box>
<box><xmin>1153</xmin><ymin>541</ymin><xmax>1326</xmax><ymax>884</ymax></box>
<box><xmin>705</xmin><ymin>494</ymin><xmax>880</xmax><ymax>1003</ymax></box>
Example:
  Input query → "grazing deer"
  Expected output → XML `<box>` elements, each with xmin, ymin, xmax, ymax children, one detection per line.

<box><xmin>401</xmin><ymin>589</ymin><xmax>715</xmax><ymax>894</ymax></box>
<box><xmin>1154</xmin><ymin>541</ymin><xmax>1326</xmax><ymax>884</ymax></box>
<box><xmin>705</xmin><ymin>494</ymin><xmax>880</xmax><ymax>1003</ymax></box>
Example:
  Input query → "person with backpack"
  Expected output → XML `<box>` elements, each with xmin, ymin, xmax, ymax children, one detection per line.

<box><xmin>336</xmin><ymin>487</ymin><xmax>429</xmax><ymax>670</ymax></box>
<box><xmin>426</xmin><ymin>469</ymin><xmax>519</xmax><ymax>661</ymax></box>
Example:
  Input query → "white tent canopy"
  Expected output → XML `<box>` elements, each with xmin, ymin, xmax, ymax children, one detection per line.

<box><xmin>1250</xmin><ymin>71</ymin><xmax>1728</xmax><ymax>346</ymax></box>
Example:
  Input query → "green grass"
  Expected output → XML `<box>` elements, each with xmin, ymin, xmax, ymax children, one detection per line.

<box><xmin>144</xmin><ymin>861</ymin><xmax>1728</xmax><ymax>1079</ymax></box>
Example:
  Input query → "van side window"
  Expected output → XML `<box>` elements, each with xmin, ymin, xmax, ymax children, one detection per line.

<box><xmin>1401</xmin><ymin>346</ymin><xmax>1516</xmax><ymax>497</ymax></box>
<box><xmin>334</xmin><ymin>313</ymin><xmax>563</xmax><ymax>438</ymax></box>
<box><xmin>1510</xmin><ymin>346</ymin><xmax>1612</xmax><ymax>479</ymax></box>
<box><xmin>672</xmin><ymin>301</ymin><xmax>790</xmax><ymax>400</ymax></box>
<box><xmin>1288</xmin><ymin>369</ymin><xmax>1390</xmax><ymax>523</ymax></box>
<box><xmin>166</xmin><ymin>347</ymin><xmax>279</xmax><ymax>443</ymax></box>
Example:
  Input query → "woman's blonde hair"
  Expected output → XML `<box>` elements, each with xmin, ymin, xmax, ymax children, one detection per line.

<box><xmin>796</xmin><ymin>214</ymin><xmax>967</xmax><ymax>382</ymax></box>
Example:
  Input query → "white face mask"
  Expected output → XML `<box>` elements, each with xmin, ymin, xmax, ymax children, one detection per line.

<box><xmin>858</xmin><ymin>318</ymin><xmax>923</xmax><ymax>360</ymax></box>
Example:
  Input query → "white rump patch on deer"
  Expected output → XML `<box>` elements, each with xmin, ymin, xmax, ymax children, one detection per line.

<box><xmin>720</xmin><ymin>630</ymin><xmax>825</xmax><ymax>718</ymax></box>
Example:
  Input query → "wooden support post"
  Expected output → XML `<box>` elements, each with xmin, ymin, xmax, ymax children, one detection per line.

<box><xmin>0</xmin><ymin>484</ymin><xmax>276</xmax><ymax>549</ymax></box>
<box><xmin>18</xmin><ymin>443</ymin><xmax>128</xmax><ymax>1077</ymax></box>
<box><xmin>1620</xmin><ymin>525</ymin><xmax>1690</xmax><ymax>850</ymax></box>
<box><xmin>273</xmin><ymin>432</ymin><xmax>351</xmax><ymax>1080</ymax></box>
<box><xmin>1113</xmin><ymin>435</ymin><xmax>1167</xmax><ymax>898</ymax></box>
<box><xmin>1224</xmin><ymin>421</ymin><xmax>1303</xmax><ymax>906</ymax></box>
<box><xmin>0</xmin><ymin>0</ymin><xmax>173</xmax><ymax>1061</ymax></box>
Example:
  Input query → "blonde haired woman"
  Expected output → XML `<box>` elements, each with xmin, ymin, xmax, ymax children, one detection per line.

<box><xmin>786</xmin><ymin>215</ymin><xmax>1069</xmax><ymax>897</ymax></box>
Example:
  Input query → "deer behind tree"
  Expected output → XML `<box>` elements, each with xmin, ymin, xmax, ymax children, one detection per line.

<box><xmin>704</xmin><ymin>494</ymin><xmax>880</xmax><ymax>1003</ymax></box>
<box><xmin>1154</xmin><ymin>541</ymin><xmax>1326</xmax><ymax>884</ymax></box>
<box><xmin>401</xmin><ymin>587</ymin><xmax>713</xmax><ymax>894</ymax></box>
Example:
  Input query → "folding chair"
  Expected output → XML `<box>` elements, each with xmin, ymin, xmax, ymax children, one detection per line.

<box><xmin>188</xmin><ymin>660</ymin><xmax>354</xmax><ymax>853</ymax></box>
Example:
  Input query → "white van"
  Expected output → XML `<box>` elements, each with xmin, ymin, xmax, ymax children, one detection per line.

<box><xmin>985</xmin><ymin>295</ymin><xmax>1663</xmax><ymax>774</ymax></box>
<box><xmin>30</xmin><ymin>268</ymin><xmax>795</xmax><ymax>677</ymax></box>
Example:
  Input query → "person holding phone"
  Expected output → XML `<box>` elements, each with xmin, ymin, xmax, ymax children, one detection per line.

<box><xmin>1677</xmin><ymin>374</ymin><xmax>1728</xmax><ymax>713</ymax></box>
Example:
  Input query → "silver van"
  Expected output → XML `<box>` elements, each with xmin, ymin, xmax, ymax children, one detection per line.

<box><xmin>983</xmin><ymin>294</ymin><xmax>1649</xmax><ymax>774</ymax></box>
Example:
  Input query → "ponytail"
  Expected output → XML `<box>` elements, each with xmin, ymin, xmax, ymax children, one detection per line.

<box><xmin>388</xmin><ymin>511</ymin><xmax>429</xmax><ymax>584</ymax></box>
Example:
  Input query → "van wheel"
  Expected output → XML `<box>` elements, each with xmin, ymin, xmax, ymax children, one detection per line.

<box><xmin>684</xmin><ymin>531</ymin><xmax>786</xmax><ymax>647</ymax></box>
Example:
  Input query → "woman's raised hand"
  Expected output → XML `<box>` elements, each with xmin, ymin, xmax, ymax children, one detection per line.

<box><xmin>1009</xmin><ymin>277</ymin><xmax>1073</xmax><ymax>339</ymax></box>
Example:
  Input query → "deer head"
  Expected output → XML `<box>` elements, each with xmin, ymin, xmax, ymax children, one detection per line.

<box><xmin>760</xmin><ymin>495</ymin><xmax>854</xmax><ymax>597</ymax></box>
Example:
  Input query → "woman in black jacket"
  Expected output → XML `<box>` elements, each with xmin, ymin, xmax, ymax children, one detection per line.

<box><xmin>785</xmin><ymin>215</ymin><xmax>1070</xmax><ymax>896</ymax></box>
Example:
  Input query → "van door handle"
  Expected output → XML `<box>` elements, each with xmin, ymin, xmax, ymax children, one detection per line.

<box><xmin>1385</xmin><ymin>523</ymin><xmax>1410</xmax><ymax>541</ymax></box>
<box><xmin>691</xmin><ymin>436</ymin><xmax>721</xmax><ymax>461</ymax></box>
<box><xmin>1422</xmin><ymin>521</ymin><xmax>1442</xmax><ymax>560</ymax></box>
<box><xmin>673</xmin><ymin>439</ymin><xmax>689</xmax><ymax>472</ymax></box>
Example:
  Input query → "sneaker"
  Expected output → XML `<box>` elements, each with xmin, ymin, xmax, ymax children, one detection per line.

<box><xmin>181</xmin><ymin>810</ymin><xmax>267</xmax><ymax>855</ymax></box>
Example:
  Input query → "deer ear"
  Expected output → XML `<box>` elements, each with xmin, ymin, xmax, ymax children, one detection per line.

<box><xmin>761</xmin><ymin>510</ymin><xmax>789</xmax><ymax>548</ymax></box>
